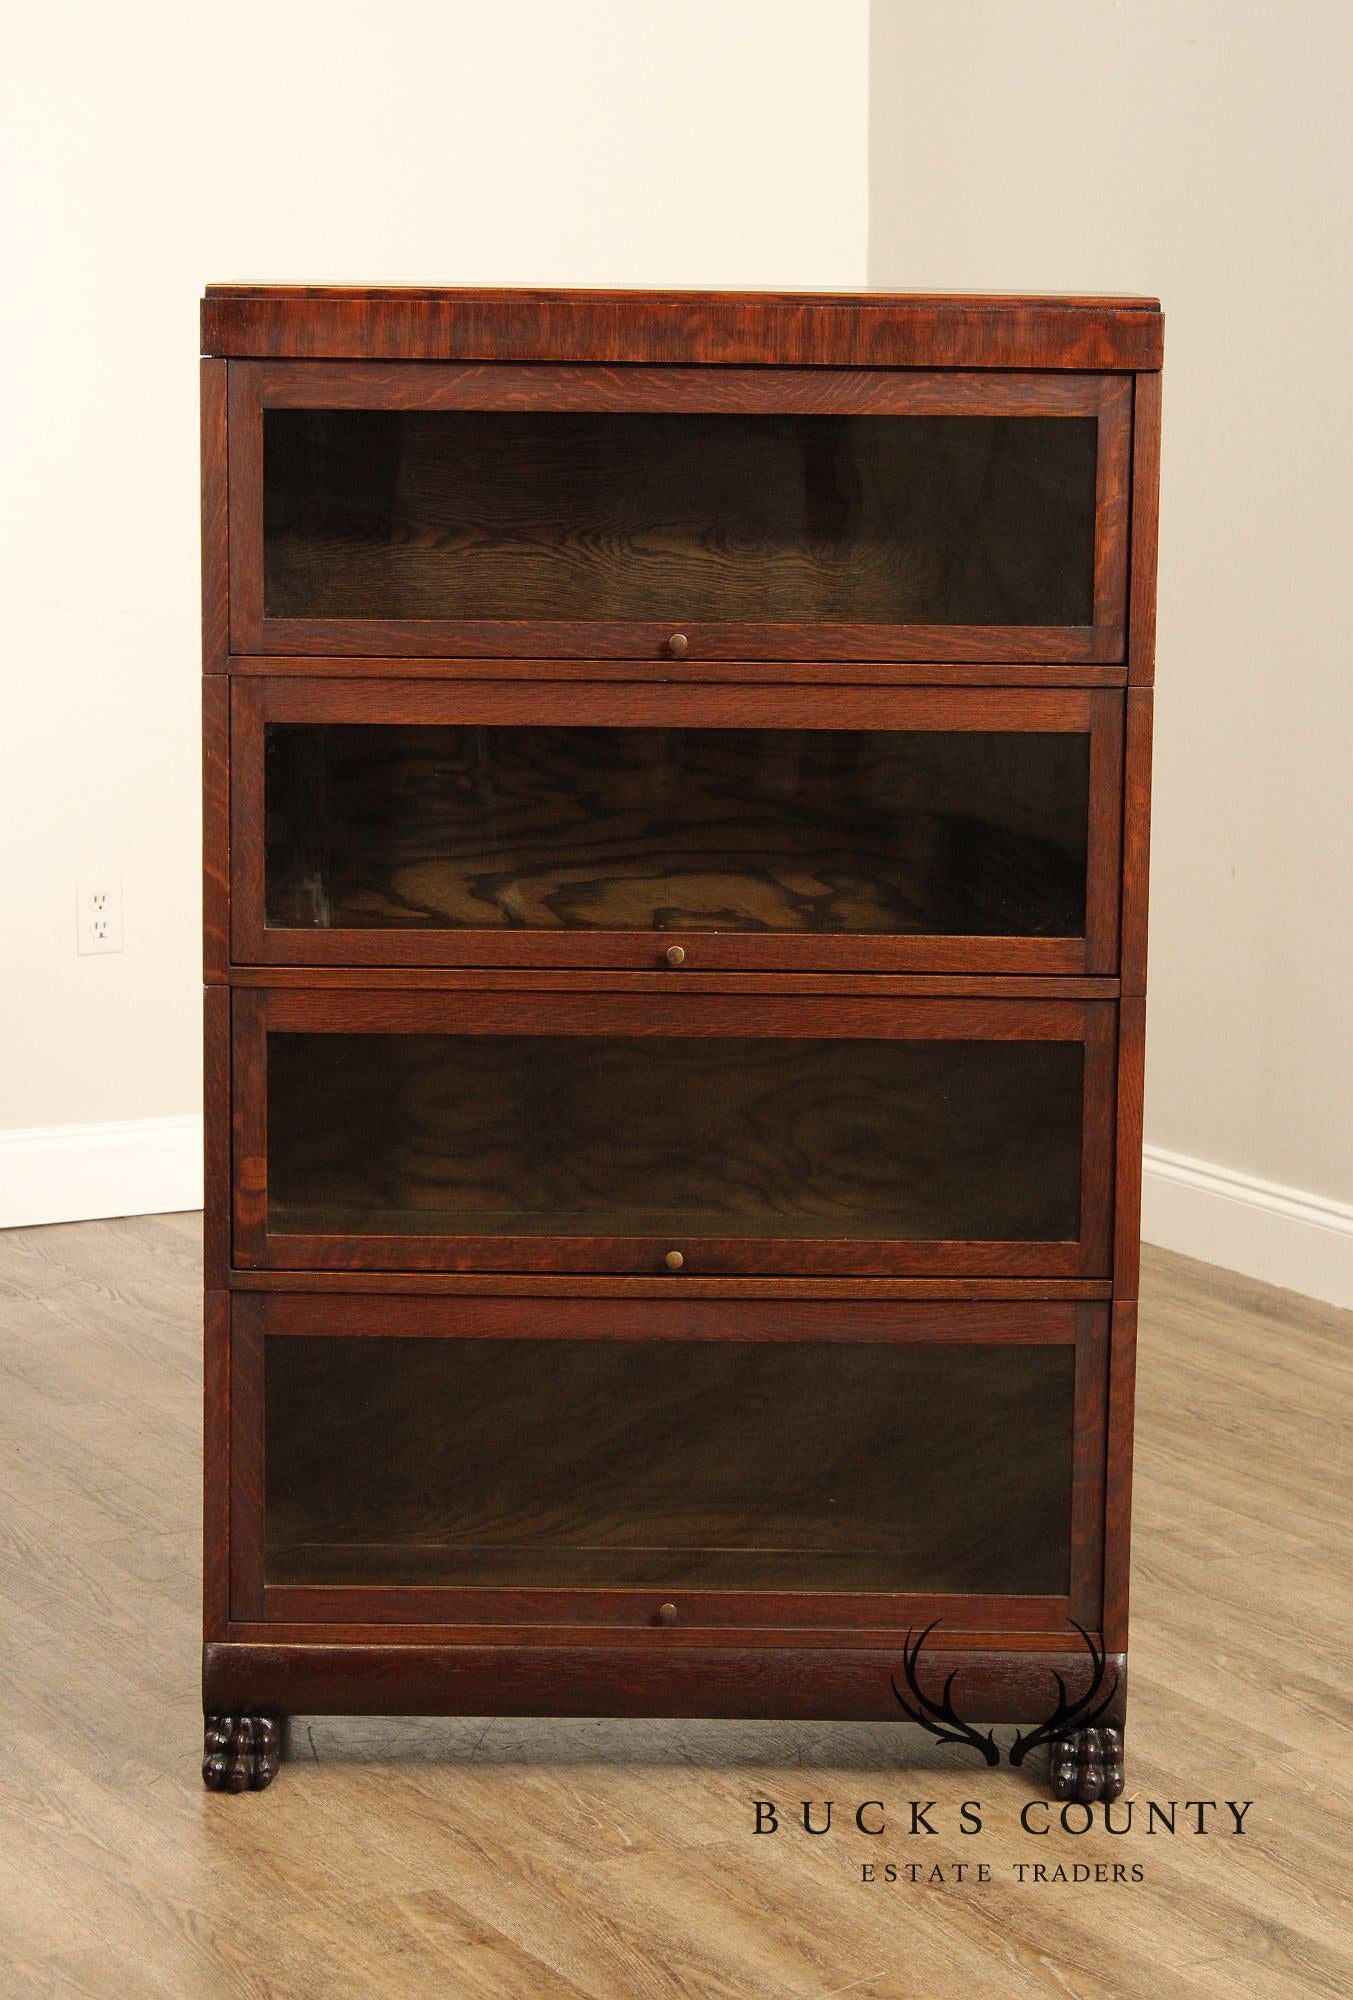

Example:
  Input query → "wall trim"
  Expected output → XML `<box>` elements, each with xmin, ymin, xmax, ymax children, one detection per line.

<box><xmin>1142</xmin><ymin>1143</ymin><xmax>1353</xmax><ymax>1310</ymax></box>
<box><xmin>1</xmin><ymin>1118</ymin><xmax>1348</xmax><ymax>1309</ymax></box>
<box><xmin>0</xmin><ymin>1115</ymin><xmax>203</xmax><ymax>1231</ymax></box>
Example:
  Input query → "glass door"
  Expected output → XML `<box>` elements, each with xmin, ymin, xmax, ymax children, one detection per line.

<box><xmin>227</xmin><ymin>363</ymin><xmax>1131</xmax><ymax>661</ymax></box>
<box><xmin>229</xmin><ymin>1294</ymin><xmax>1108</xmax><ymax>1634</ymax></box>
<box><xmin>231</xmin><ymin>680</ymin><xmax>1123</xmax><ymax>974</ymax></box>
<box><xmin>232</xmin><ymin>989</ymin><xmax>1116</xmax><ymax>1276</ymax></box>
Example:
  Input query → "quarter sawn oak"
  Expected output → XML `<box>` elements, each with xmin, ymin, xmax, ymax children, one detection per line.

<box><xmin>201</xmin><ymin>286</ymin><xmax>1161</xmax><ymax>1796</ymax></box>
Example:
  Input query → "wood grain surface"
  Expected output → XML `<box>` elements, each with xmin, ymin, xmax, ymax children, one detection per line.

<box><xmin>252</xmin><ymin>360</ymin><xmax>1115</xmax><ymax>415</ymax></box>
<box><xmin>223</xmin><ymin>355</ymin><xmax>1132</xmax><ymax>661</ymax></box>
<box><xmin>261</xmin><ymin>1335</ymin><xmax>1075</xmax><ymax>1598</ymax></box>
<box><xmin>261</xmin><ymin>408</ymin><xmax>1099</xmax><ymax>626</ymax></box>
<box><xmin>224</xmin><ymin>654</ymin><xmax>1133</xmax><ymax>686</ymax></box>
<box><xmin>1128</xmin><ymin>370</ymin><xmax>1163</xmax><ymax>682</ymax></box>
<box><xmin>224</xmin><ymin>968</ymin><xmax>1121</xmax><ymax>996</ymax></box>
<box><xmin>230</xmin><ymin>988</ymin><xmax>1116</xmax><ymax>1278</ymax></box>
<box><xmin>201</xmin><ymin>284</ymin><xmax>1164</xmax><ymax>370</ymax></box>
<box><xmin>262</xmin><ymin>1030</ymin><xmax>1086</xmax><ymax>1245</ymax></box>
<box><xmin>260</xmin><ymin>721</ymin><xmax>1090</xmax><ymax>942</ymax></box>
<box><xmin>192</xmin><ymin>291</ymin><xmax>1170</xmax><ymax>1990</ymax></box>
<box><xmin>0</xmin><ymin>1216</ymin><xmax>1342</xmax><ymax>2000</ymax></box>
<box><xmin>230</xmin><ymin>678</ymin><xmax>1124</xmax><ymax>974</ymax></box>
<box><xmin>199</xmin><ymin>360</ymin><xmax>229</xmax><ymax>671</ymax></box>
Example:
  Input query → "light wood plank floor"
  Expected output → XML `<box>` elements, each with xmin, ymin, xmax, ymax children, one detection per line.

<box><xmin>0</xmin><ymin>1218</ymin><xmax>1348</xmax><ymax>1998</ymax></box>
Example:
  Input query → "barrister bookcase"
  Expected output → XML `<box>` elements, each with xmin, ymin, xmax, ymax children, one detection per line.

<box><xmin>200</xmin><ymin>287</ymin><xmax>1160</xmax><ymax>1799</ymax></box>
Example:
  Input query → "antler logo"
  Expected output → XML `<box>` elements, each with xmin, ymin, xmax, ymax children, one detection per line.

<box><xmin>1008</xmin><ymin>1625</ymin><xmax>1119</xmax><ymax>1768</ymax></box>
<box><xmin>890</xmin><ymin>1622</ymin><xmax>1001</xmax><ymax>1765</ymax></box>
<box><xmin>891</xmin><ymin>1621</ymin><xmax>1119</xmax><ymax>1777</ymax></box>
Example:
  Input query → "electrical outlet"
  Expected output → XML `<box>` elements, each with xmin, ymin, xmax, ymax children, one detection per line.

<box><xmin>77</xmin><ymin>876</ymin><xmax>124</xmax><ymax>955</ymax></box>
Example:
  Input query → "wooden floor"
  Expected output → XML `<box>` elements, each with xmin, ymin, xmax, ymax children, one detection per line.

<box><xmin>0</xmin><ymin>1217</ymin><xmax>1348</xmax><ymax>1999</ymax></box>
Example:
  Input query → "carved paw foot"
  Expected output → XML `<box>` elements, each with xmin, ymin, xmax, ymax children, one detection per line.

<box><xmin>202</xmin><ymin>1715</ymin><xmax>281</xmax><ymax>1792</ymax></box>
<box><xmin>1048</xmin><ymin>1726</ymin><xmax>1124</xmax><ymax>1802</ymax></box>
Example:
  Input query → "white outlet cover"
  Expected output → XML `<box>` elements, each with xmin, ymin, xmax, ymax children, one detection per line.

<box><xmin>77</xmin><ymin>876</ymin><xmax>124</xmax><ymax>955</ymax></box>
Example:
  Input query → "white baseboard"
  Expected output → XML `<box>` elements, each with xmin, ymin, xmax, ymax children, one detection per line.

<box><xmin>1</xmin><ymin>1116</ymin><xmax>1348</xmax><ymax>1310</ymax></box>
<box><xmin>0</xmin><ymin>1115</ymin><xmax>203</xmax><ymax>1231</ymax></box>
<box><xmin>1142</xmin><ymin>1144</ymin><xmax>1353</xmax><ymax>1311</ymax></box>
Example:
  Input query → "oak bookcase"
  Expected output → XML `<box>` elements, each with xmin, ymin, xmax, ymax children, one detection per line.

<box><xmin>200</xmin><ymin>287</ymin><xmax>1160</xmax><ymax>1798</ymax></box>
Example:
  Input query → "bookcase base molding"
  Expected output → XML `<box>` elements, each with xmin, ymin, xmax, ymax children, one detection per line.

<box><xmin>201</xmin><ymin>1648</ymin><xmax>1128</xmax><ymax>1802</ymax></box>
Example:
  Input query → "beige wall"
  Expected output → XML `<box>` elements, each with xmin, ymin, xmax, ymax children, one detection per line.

<box><xmin>869</xmin><ymin>0</ymin><xmax>1353</xmax><ymax>1207</ymax></box>
<box><xmin>5</xmin><ymin>0</ymin><xmax>1348</xmax><ymax>1284</ymax></box>
<box><xmin>0</xmin><ymin>0</ymin><xmax>869</xmax><ymax>1139</ymax></box>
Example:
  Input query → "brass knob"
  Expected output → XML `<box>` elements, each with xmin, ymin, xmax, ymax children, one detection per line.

<box><xmin>664</xmin><ymin>1249</ymin><xmax>685</xmax><ymax>1271</ymax></box>
<box><xmin>657</xmin><ymin>1602</ymin><xmax>678</xmax><ymax>1625</ymax></box>
<box><xmin>668</xmin><ymin>632</ymin><xmax>689</xmax><ymax>657</ymax></box>
<box><xmin>665</xmin><ymin>944</ymin><xmax>686</xmax><ymax>967</ymax></box>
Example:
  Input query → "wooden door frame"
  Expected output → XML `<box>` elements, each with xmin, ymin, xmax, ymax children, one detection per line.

<box><xmin>225</xmin><ymin>360</ymin><xmax>1131</xmax><ymax>663</ymax></box>
<box><xmin>222</xmin><ymin>1291</ymin><xmax>1108</xmax><ymax>1638</ymax></box>
<box><xmin>230</xmin><ymin>986</ymin><xmax>1116</xmax><ymax>1278</ymax></box>
<box><xmin>229</xmin><ymin>675</ymin><xmax>1124</xmax><ymax>976</ymax></box>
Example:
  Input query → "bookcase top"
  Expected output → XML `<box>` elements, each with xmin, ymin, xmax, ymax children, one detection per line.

<box><xmin>201</xmin><ymin>286</ymin><xmax>1162</xmax><ymax>370</ymax></box>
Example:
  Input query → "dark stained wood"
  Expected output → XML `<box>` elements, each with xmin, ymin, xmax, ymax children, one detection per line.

<box><xmin>227</xmin><ymin>358</ymin><xmax>1131</xmax><ymax>661</ymax></box>
<box><xmin>255</xmin><ymin>1292</ymin><xmax>1079</xmax><ymax>1340</ymax></box>
<box><xmin>226</xmin><ymin>362</ymin><xmax>264</xmax><ymax>660</ymax></box>
<box><xmin>201</xmin><ymin>285</ymin><xmax>1162</xmax><ymax>370</ymax></box>
<box><xmin>229</xmin><ymin>681</ymin><xmax>266</xmax><ymax>968</ymax></box>
<box><xmin>201</xmin><ymin>285</ymin><xmax>1159</xmax><ymax>1787</ymax></box>
<box><xmin>1085</xmin><ymin>689</ymin><xmax>1125</xmax><ymax>973</ymax></box>
<box><xmin>241</xmin><ymin>619</ymin><xmax>1122</xmax><ymax>667</ymax></box>
<box><xmin>1069</xmin><ymin>1304</ymin><xmax>1109</xmax><ymax>1630</ymax></box>
<box><xmin>233</xmin><ymin>675</ymin><xmax>1115</xmax><ymax>976</ymax></box>
<box><xmin>202</xmin><ymin>1637</ymin><xmax>1128</xmax><ymax>1725</ymax></box>
<box><xmin>1092</xmin><ymin>376</ymin><xmax>1132</xmax><ymax>637</ymax></box>
<box><xmin>219</xmin><ymin>1619</ymin><xmax>1101</xmax><ymax>1651</ymax></box>
<box><xmin>202</xmin><ymin>986</ymin><xmax>230</xmax><ymax>1290</ymax></box>
<box><xmin>228</xmin><ymin>1295</ymin><xmax>265</xmax><ymax>1622</ymax></box>
<box><xmin>1080</xmin><ymin>1004</ymin><xmax>1120</xmax><ymax>1281</ymax></box>
<box><xmin>201</xmin><ymin>676</ymin><xmax>230</xmax><ymax>979</ymax></box>
<box><xmin>250</xmin><ymin>935</ymin><xmax>1098</xmax><ymax>978</ymax></box>
<box><xmin>231</xmin><ymin>987</ymin><xmax>1116</xmax><ymax>1278</ymax></box>
<box><xmin>261</xmin><ymin>1586</ymin><xmax>1075</xmax><ymax>1632</ymax></box>
<box><xmin>1113</xmin><ymin>997</ymin><xmax>1148</xmax><ymax>1300</ymax></box>
<box><xmin>231</xmin><ymin>1270</ymin><xmax>1115</xmax><ymax>1300</ymax></box>
<box><xmin>202</xmin><ymin>1714</ymin><xmax>280</xmax><ymax>1791</ymax></box>
<box><xmin>236</xmin><ymin>676</ymin><xmax>1102</xmax><ymax>728</ymax></box>
<box><xmin>248</xmin><ymin>1224</ymin><xmax>1098</xmax><ymax>1286</ymax></box>
<box><xmin>228</xmin><ymin>966</ymin><xmax>1121</xmax><ymax>998</ymax></box>
<box><xmin>238</xmin><ymin>1296</ymin><xmax>1102</xmax><ymax>1628</ymax></box>
<box><xmin>202</xmin><ymin>1288</ymin><xmax>230</xmax><ymax>1634</ymax></box>
<box><xmin>1049</xmin><ymin>1724</ymin><xmax>1124</xmax><ymax>1803</ymax></box>
<box><xmin>261</xmin><ymin>407</ymin><xmax>1104</xmax><ymax>626</ymax></box>
<box><xmin>1102</xmin><ymin>1300</ymin><xmax>1139</xmax><ymax>1653</ymax></box>
<box><xmin>1128</xmin><ymin>370</ymin><xmax>1163</xmax><ymax>682</ymax></box>
<box><xmin>200</xmin><ymin>359</ymin><xmax>229</xmax><ymax>671</ymax></box>
<box><xmin>1121</xmin><ymin>686</ymin><xmax>1154</xmax><ymax>996</ymax></box>
<box><xmin>228</xmin><ymin>653</ymin><xmax>1131</xmax><ymax>688</ymax></box>
<box><xmin>229</xmin><ymin>986</ymin><xmax>267</xmax><ymax>1279</ymax></box>
<box><xmin>258</xmin><ymin>1335</ymin><xmax>1080</xmax><ymax>1604</ymax></box>
<box><xmin>255</xmin><ymin>360</ymin><xmax>1115</xmax><ymax>415</ymax></box>
<box><xmin>240</xmin><ymin>1240</ymin><xmax>1098</xmax><ymax>1289</ymax></box>
<box><xmin>248</xmin><ymin>984</ymin><xmax>1110</xmax><ymax>1041</ymax></box>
